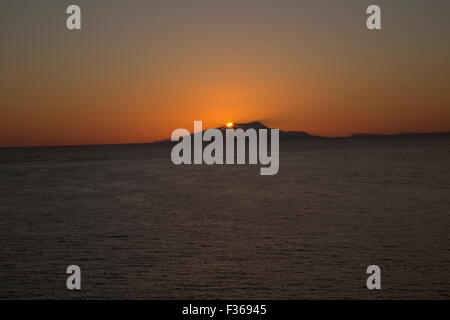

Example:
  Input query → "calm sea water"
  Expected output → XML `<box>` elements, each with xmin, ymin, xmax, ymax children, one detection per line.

<box><xmin>0</xmin><ymin>138</ymin><xmax>449</xmax><ymax>299</ymax></box>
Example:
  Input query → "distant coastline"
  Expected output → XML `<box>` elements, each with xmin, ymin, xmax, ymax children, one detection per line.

<box><xmin>1</xmin><ymin>121</ymin><xmax>449</xmax><ymax>149</ymax></box>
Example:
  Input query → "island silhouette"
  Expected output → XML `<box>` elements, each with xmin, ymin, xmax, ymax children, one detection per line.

<box><xmin>155</xmin><ymin>121</ymin><xmax>450</xmax><ymax>145</ymax></box>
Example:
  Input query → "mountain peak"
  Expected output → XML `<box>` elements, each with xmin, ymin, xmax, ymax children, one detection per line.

<box><xmin>218</xmin><ymin>121</ymin><xmax>271</xmax><ymax>131</ymax></box>
<box><xmin>215</xmin><ymin>121</ymin><xmax>323</xmax><ymax>139</ymax></box>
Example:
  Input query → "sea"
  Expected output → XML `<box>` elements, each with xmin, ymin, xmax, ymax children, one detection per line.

<box><xmin>0</xmin><ymin>138</ymin><xmax>449</xmax><ymax>299</ymax></box>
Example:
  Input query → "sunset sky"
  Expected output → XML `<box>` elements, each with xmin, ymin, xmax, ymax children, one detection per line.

<box><xmin>1</xmin><ymin>0</ymin><xmax>449</xmax><ymax>147</ymax></box>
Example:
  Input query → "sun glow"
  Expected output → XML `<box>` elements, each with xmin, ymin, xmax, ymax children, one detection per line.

<box><xmin>226</xmin><ymin>122</ymin><xmax>234</xmax><ymax>128</ymax></box>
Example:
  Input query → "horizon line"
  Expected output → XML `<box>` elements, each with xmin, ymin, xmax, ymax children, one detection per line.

<box><xmin>1</xmin><ymin>123</ymin><xmax>449</xmax><ymax>149</ymax></box>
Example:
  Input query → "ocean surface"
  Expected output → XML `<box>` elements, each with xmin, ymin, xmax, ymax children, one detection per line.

<box><xmin>0</xmin><ymin>138</ymin><xmax>449</xmax><ymax>299</ymax></box>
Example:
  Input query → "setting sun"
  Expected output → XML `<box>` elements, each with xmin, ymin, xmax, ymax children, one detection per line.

<box><xmin>226</xmin><ymin>122</ymin><xmax>234</xmax><ymax>128</ymax></box>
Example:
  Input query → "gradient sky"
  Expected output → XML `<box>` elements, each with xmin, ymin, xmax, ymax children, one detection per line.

<box><xmin>1</xmin><ymin>0</ymin><xmax>449</xmax><ymax>147</ymax></box>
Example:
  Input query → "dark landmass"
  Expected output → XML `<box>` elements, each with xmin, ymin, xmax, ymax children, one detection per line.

<box><xmin>162</xmin><ymin>121</ymin><xmax>450</xmax><ymax>143</ymax></box>
<box><xmin>1</xmin><ymin>121</ymin><xmax>449</xmax><ymax>150</ymax></box>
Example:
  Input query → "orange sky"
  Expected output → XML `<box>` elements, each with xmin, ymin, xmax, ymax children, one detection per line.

<box><xmin>1</xmin><ymin>0</ymin><xmax>449</xmax><ymax>147</ymax></box>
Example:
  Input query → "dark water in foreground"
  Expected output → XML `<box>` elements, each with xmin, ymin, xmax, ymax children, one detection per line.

<box><xmin>0</xmin><ymin>138</ymin><xmax>449</xmax><ymax>299</ymax></box>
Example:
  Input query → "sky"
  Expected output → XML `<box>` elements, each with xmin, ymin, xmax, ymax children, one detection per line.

<box><xmin>0</xmin><ymin>0</ymin><xmax>449</xmax><ymax>147</ymax></box>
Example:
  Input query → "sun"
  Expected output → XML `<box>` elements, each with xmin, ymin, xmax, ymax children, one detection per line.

<box><xmin>226</xmin><ymin>122</ymin><xmax>234</xmax><ymax>128</ymax></box>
